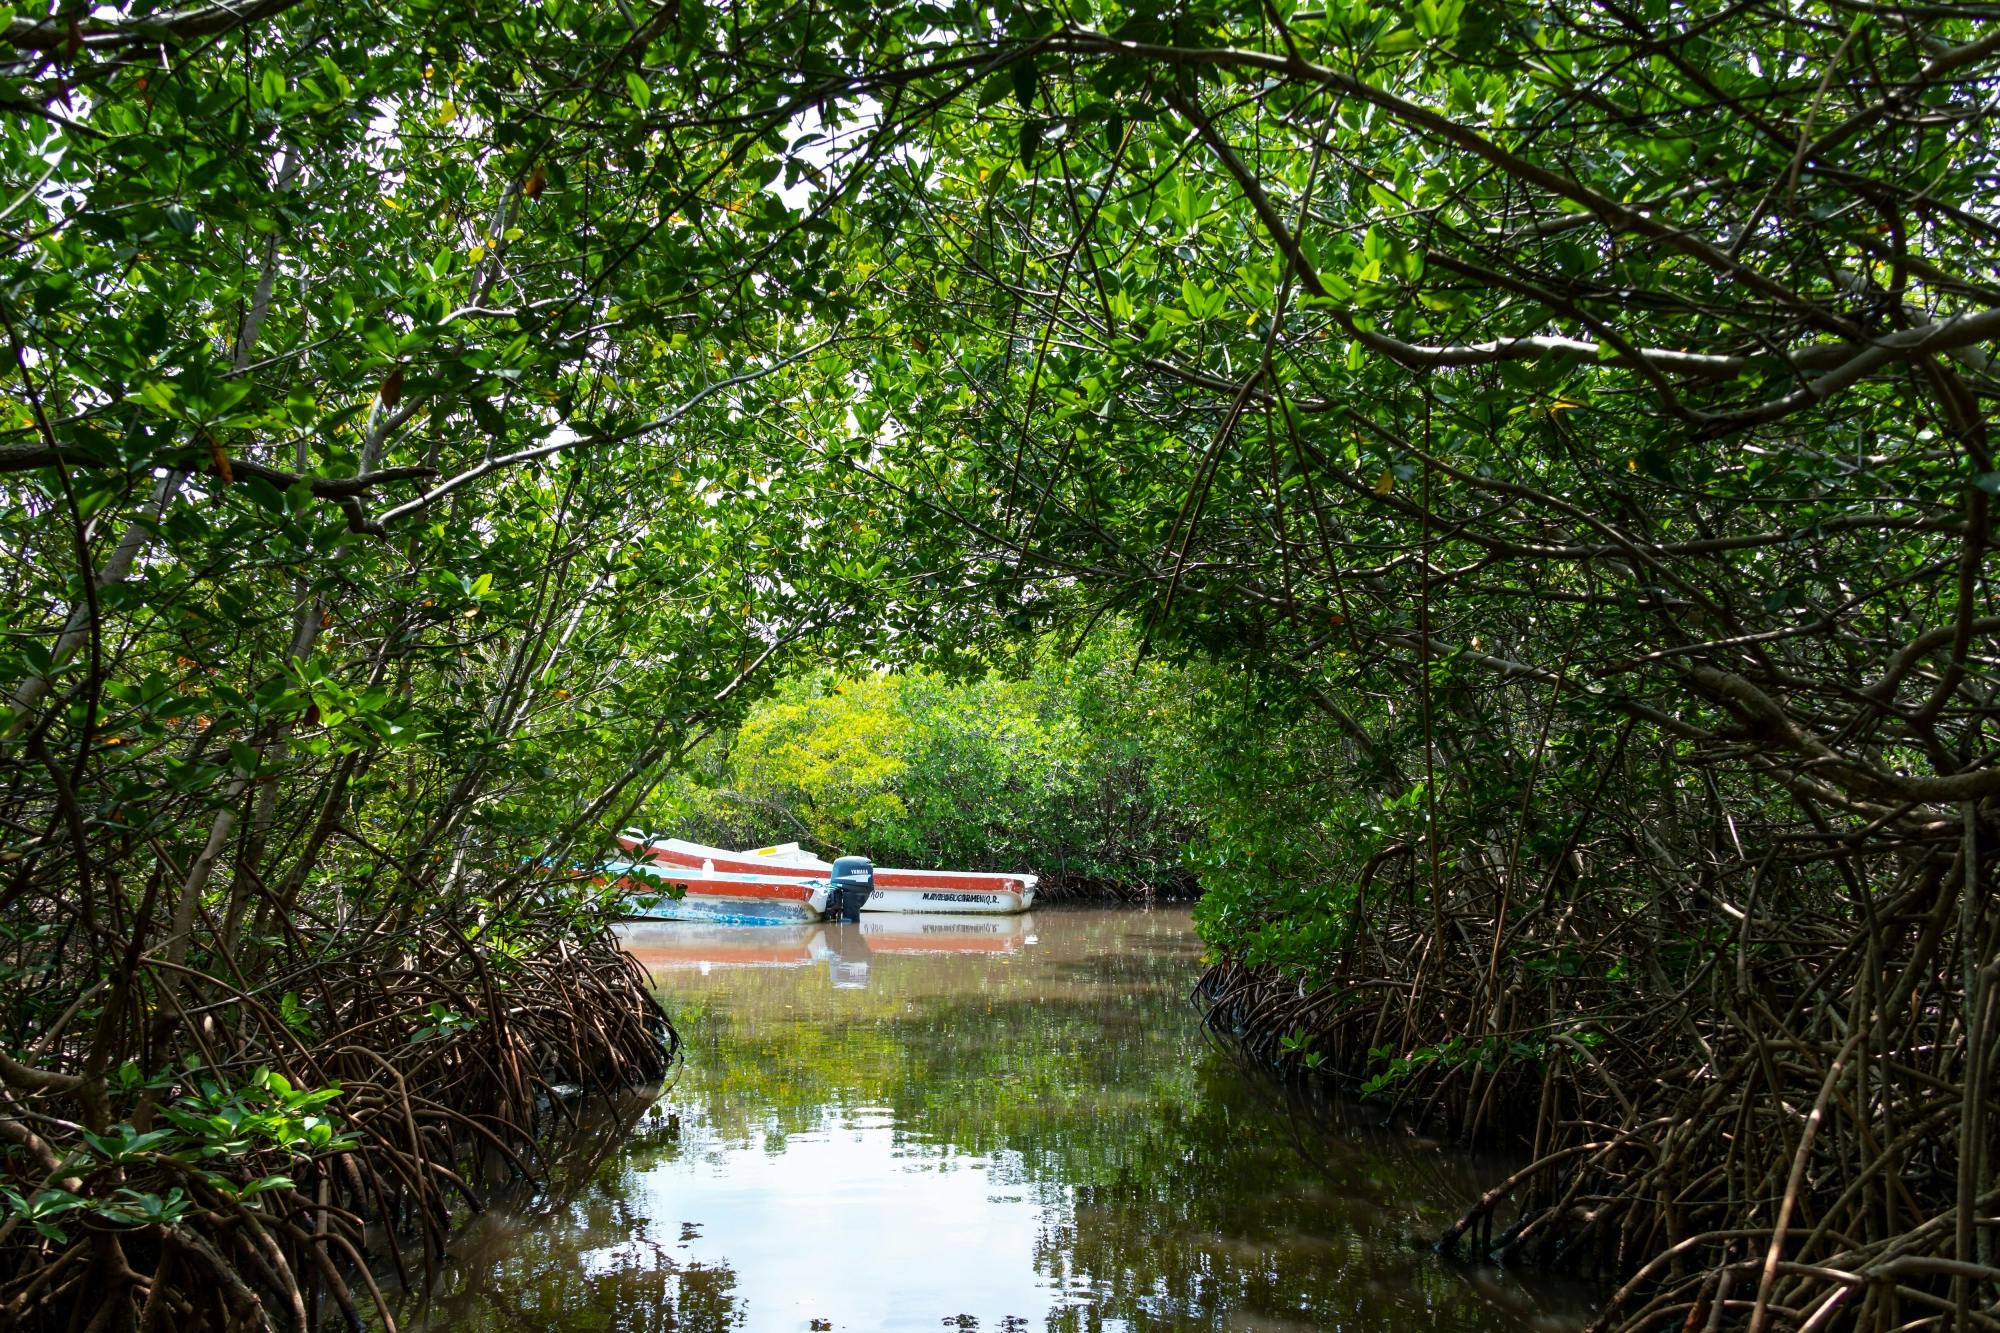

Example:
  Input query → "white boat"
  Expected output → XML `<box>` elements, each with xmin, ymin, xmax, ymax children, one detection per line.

<box><xmin>859</xmin><ymin>912</ymin><xmax>1038</xmax><ymax>955</ymax></box>
<box><xmin>597</xmin><ymin>856</ymin><xmax>831</xmax><ymax>925</ymax></box>
<box><xmin>614</xmin><ymin>834</ymin><xmax>1038</xmax><ymax>915</ymax></box>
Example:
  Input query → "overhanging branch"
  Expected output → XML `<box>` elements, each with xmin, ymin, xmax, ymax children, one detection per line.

<box><xmin>0</xmin><ymin>443</ymin><xmax>433</xmax><ymax>499</ymax></box>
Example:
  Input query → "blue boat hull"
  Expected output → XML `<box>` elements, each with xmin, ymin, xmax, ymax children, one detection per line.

<box><xmin>619</xmin><ymin>895</ymin><xmax>823</xmax><ymax>926</ymax></box>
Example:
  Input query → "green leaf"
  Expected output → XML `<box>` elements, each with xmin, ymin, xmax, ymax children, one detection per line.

<box><xmin>1011</xmin><ymin>58</ymin><xmax>1038</xmax><ymax>110</ymax></box>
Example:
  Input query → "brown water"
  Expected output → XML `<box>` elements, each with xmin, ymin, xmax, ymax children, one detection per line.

<box><xmin>400</xmin><ymin>907</ymin><xmax>1592</xmax><ymax>1332</ymax></box>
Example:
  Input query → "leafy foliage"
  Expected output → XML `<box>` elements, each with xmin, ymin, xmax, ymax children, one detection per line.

<box><xmin>654</xmin><ymin>632</ymin><xmax>1203</xmax><ymax>892</ymax></box>
<box><xmin>3</xmin><ymin>0</ymin><xmax>1999</xmax><ymax>1327</ymax></box>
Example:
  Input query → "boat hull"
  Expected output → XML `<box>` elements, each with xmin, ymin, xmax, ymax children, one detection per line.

<box><xmin>622</xmin><ymin>897</ymin><xmax>825</xmax><ymax>926</ymax></box>
<box><xmin>859</xmin><ymin>912</ymin><xmax>1037</xmax><ymax>952</ymax></box>
<box><xmin>859</xmin><ymin>886</ymin><xmax>1034</xmax><ymax>914</ymax></box>
<box><xmin>615</xmin><ymin>833</ymin><xmax>1037</xmax><ymax>913</ymax></box>
<box><xmin>599</xmin><ymin>859</ymin><xmax>830</xmax><ymax>925</ymax></box>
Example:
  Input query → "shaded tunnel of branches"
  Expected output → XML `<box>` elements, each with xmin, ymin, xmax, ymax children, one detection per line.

<box><xmin>5</xmin><ymin>0</ymin><xmax>2000</xmax><ymax>1328</ymax></box>
<box><xmin>848</xmin><ymin>6</ymin><xmax>2000</xmax><ymax>1330</ymax></box>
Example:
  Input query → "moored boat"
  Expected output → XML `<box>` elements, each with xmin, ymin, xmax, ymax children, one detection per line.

<box><xmin>614</xmin><ymin>833</ymin><xmax>1038</xmax><ymax>914</ymax></box>
<box><xmin>598</xmin><ymin>856</ymin><xmax>830</xmax><ymax>925</ymax></box>
<box><xmin>858</xmin><ymin>912</ymin><xmax>1038</xmax><ymax>954</ymax></box>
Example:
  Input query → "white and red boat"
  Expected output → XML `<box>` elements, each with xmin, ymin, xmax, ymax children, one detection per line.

<box><xmin>614</xmin><ymin>833</ymin><xmax>1038</xmax><ymax>915</ymax></box>
<box><xmin>860</xmin><ymin>912</ymin><xmax>1038</xmax><ymax>954</ymax></box>
<box><xmin>596</xmin><ymin>856</ymin><xmax>831</xmax><ymax>925</ymax></box>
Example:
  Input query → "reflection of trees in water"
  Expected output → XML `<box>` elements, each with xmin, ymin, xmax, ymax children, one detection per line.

<box><xmin>409</xmin><ymin>912</ymin><xmax>1582</xmax><ymax>1331</ymax></box>
<box><xmin>382</xmin><ymin>1110</ymin><xmax>746</xmax><ymax>1333</ymax></box>
<box><xmin>659</xmin><ymin>911</ymin><xmax>1207</xmax><ymax>1171</ymax></box>
<box><xmin>397</xmin><ymin>1180</ymin><xmax>746</xmax><ymax>1332</ymax></box>
<box><xmin>1033</xmin><ymin>1048</ymin><xmax>1600</xmax><ymax>1330</ymax></box>
<box><xmin>1039</xmin><ymin>1062</ymin><xmax>1503</xmax><ymax>1330</ymax></box>
<box><xmin>663</xmin><ymin>911</ymin><xmax>1574</xmax><ymax>1329</ymax></box>
<box><xmin>449</xmin><ymin>1251</ymin><xmax>744</xmax><ymax>1333</ymax></box>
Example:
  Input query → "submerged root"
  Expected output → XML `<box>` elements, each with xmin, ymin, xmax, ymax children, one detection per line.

<box><xmin>1198</xmin><ymin>833</ymin><xmax>2000</xmax><ymax>1331</ymax></box>
<box><xmin>0</xmin><ymin>914</ymin><xmax>675</xmax><ymax>1333</ymax></box>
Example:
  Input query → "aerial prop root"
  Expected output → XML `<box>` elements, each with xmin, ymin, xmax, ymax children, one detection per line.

<box><xmin>1</xmin><ymin>916</ymin><xmax>677</xmax><ymax>1332</ymax></box>
<box><xmin>1193</xmin><ymin>837</ymin><xmax>2000</xmax><ymax>1330</ymax></box>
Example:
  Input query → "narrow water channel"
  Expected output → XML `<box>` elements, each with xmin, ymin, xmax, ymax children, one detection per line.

<box><xmin>402</xmin><ymin>907</ymin><xmax>1593</xmax><ymax>1332</ymax></box>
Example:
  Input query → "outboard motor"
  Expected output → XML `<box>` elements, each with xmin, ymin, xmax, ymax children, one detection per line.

<box><xmin>828</xmin><ymin>855</ymin><xmax>875</xmax><ymax>921</ymax></box>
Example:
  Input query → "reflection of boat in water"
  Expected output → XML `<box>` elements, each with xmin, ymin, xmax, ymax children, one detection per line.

<box><xmin>614</xmin><ymin>835</ymin><xmax>1038</xmax><ymax>914</ymax></box>
<box><xmin>615</xmin><ymin>921</ymin><xmax>828</xmax><ymax>970</ymax></box>
<box><xmin>612</xmin><ymin>916</ymin><xmax>1039</xmax><ymax>989</ymax></box>
<box><xmin>858</xmin><ymin>913</ymin><xmax>1038</xmax><ymax>955</ymax></box>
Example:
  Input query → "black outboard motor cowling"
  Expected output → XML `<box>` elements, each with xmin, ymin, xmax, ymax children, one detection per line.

<box><xmin>828</xmin><ymin>856</ymin><xmax>875</xmax><ymax>921</ymax></box>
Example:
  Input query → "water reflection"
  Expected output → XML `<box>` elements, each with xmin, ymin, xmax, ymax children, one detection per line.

<box><xmin>620</xmin><ymin>915</ymin><xmax>1041</xmax><ymax>991</ymax></box>
<box><xmin>400</xmin><ymin>909</ymin><xmax>1592</xmax><ymax>1332</ymax></box>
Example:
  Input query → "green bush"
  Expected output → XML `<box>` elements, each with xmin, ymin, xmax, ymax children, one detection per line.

<box><xmin>644</xmin><ymin>633</ymin><xmax>1204</xmax><ymax>894</ymax></box>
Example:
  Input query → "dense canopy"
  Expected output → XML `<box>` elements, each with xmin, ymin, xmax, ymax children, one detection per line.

<box><xmin>3</xmin><ymin>0</ymin><xmax>1999</xmax><ymax>1329</ymax></box>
